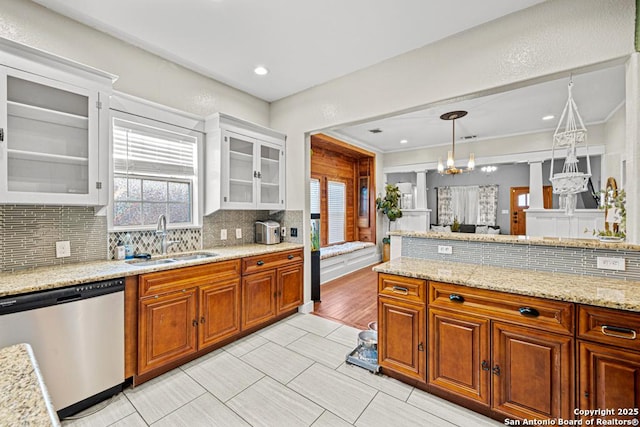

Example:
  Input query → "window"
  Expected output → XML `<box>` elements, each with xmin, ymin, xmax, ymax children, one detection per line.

<box><xmin>112</xmin><ymin>115</ymin><xmax>199</xmax><ymax>229</ymax></box>
<box><xmin>327</xmin><ymin>180</ymin><xmax>346</xmax><ymax>244</ymax></box>
<box><xmin>310</xmin><ymin>178</ymin><xmax>320</xmax><ymax>215</ymax></box>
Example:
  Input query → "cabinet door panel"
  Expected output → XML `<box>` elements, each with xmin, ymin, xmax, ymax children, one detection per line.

<box><xmin>199</xmin><ymin>278</ymin><xmax>241</xmax><ymax>349</ymax></box>
<box><xmin>492</xmin><ymin>322</ymin><xmax>573</xmax><ymax>420</ymax></box>
<box><xmin>138</xmin><ymin>289</ymin><xmax>197</xmax><ymax>374</ymax></box>
<box><xmin>242</xmin><ymin>270</ymin><xmax>276</xmax><ymax>330</ymax></box>
<box><xmin>277</xmin><ymin>263</ymin><xmax>303</xmax><ymax>313</ymax></box>
<box><xmin>428</xmin><ymin>308</ymin><xmax>490</xmax><ymax>404</ymax></box>
<box><xmin>378</xmin><ymin>296</ymin><xmax>426</xmax><ymax>382</ymax></box>
<box><xmin>579</xmin><ymin>340</ymin><xmax>640</xmax><ymax>420</ymax></box>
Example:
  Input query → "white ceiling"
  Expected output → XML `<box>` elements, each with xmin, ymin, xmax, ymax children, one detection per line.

<box><xmin>332</xmin><ymin>64</ymin><xmax>626</xmax><ymax>153</ymax></box>
<box><xmin>32</xmin><ymin>0</ymin><xmax>544</xmax><ymax>102</ymax></box>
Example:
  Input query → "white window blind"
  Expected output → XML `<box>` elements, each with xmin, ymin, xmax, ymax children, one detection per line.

<box><xmin>310</xmin><ymin>178</ymin><xmax>320</xmax><ymax>215</ymax></box>
<box><xmin>113</xmin><ymin>118</ymin><xmax>197</xmax><ymax>177</ymax></box>
<box><xmin>327</xmin><ymin>180</ymin><xmax>346</xmax><ymax>244</ymax></box>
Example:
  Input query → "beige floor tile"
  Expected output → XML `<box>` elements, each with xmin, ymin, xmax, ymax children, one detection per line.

<box><xmin>355</xmin><ymin>392</ymin><xmax>454</xmax><ymax>427</ymax></box>
<box><xmin>286</xmin><ymin>333</ymin><xmax>352</xmax><ymax>369</ymax></box>
<box><xmin>311</xmin><ymin>411</ymin><xmax>354</xmax><ymax>427</ymax></box>
<box><xmin>111</xmin><ymin>412</ymin><xmax>147</xmax><ymax>427</ymax></box>
<box><xmin>259</xmin><ymin>322</ymin><xmax>308</xmax><ymax>346</ymax></box>
<box><xmin>241</xmin><ymin>341</ymin><xmax>314</xmax><ymax>384</ymax></box>
<box><xmin>223</xmin><ymin>333</ymin><xmax>269</xmax><ymax>357</ymax></box>
<box><xmin>336</xmin><ymin>362</ymin><xmax>413</xmax><ymax>401</ymax></box>
<box><xmin>227</xmin><ymin>376</ymin><xmax>324</xmax><ymax>427</ymax></box>
<box><xmin>286</xmin><ymin>314</ymin><xmax>342</xmax><ymax>337</ymax></box>
<box><xmin>152</xmin><ymin>393</ymin><xmax>250</xmax><ymax>427</ymax></box>
<box><xmin>288</xmin><ymin>363</ymin><xmax>376</xmax><ymax>424</ymax></box>
<box><xmin>60</xmin><ymin>393</ymin><xmax>135</xmax><ymax>427</ymax></box>
<box><xmin>183</xmin><ymin>350</ymin><xmax>263</xmax><ymax>402</ymax></box>
<box><xmin>325</xmin><ymin>324</ymin><xmax>362</xmax><ymax>348</ymax></box>
<box><xmin>407</xmin><ymin>388</ymin><xmax>503</xmax><ymax>426</ymax></box>
<box><xmin>124</xmin><ymin>369</ymin><xmax>206</xmax><ymax>424</ymax></box>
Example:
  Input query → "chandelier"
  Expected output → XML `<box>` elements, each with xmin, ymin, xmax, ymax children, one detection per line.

<box><xmin>437</xmin><ymin>110</ymin><xmax>475</xmax><ymax>175</ymax></box>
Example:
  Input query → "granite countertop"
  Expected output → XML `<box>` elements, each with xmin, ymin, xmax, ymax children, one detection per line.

<box><xmin>0</xmin><ymin>344</ymin><xmax>60</xmax><ymax>427</ymax></box>
<box><xmin>391</xmin><ymin>230</ymin><xmax>640</xmax><ymax>251</ymax></box>
<box><xmin>0</xmin><ymin>243</ymin><xmax>304</xmax><ymax>298</ymax></box>
<box><xmin>374</xmin><ymin>257</ymin><xmax>640</xmax><ymax>312</ymax></box>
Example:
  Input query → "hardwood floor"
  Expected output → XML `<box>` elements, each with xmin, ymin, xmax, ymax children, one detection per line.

<box><xmin>312</xmin><ymin>263</ymin><xmax>380</xmax><ymax>330</ymax></box>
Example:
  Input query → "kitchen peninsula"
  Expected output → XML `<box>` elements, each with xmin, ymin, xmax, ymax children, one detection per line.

<box><xmin>375</xmin><ymin>231</ymin><xmax>640</xmax><ymax>423</ymax></box>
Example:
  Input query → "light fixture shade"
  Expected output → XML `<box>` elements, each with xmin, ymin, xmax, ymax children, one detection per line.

<box><xmin>468</xmin><ymin>153</ymin><xmax>475</xmax><ymax>170</ymax></box>
<box><xmin>437</xmin><ymin>159</ymin><xmax>444</xmax><ymax>172</ymax></box>
<box><xmin>446</xmin><ymin>151</ymin><xmax>454</xmax><ymax>168</ymax></box>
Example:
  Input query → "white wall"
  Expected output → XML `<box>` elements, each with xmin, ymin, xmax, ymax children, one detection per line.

<box><xmin>603</xmin><ymin>105</ymin><xmax>627</xmax><ymax>186</ymax></box>
<box><xmin>0</xmin><ymin>0</ymin><xmax>269</xmax><ymax>123</ymax></box>
<box><xmin>271</xmin><ymin>0</ymin><xmax>635</xmax><ymax>210</ymax></box>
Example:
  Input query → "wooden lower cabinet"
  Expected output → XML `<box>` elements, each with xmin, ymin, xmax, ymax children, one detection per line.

<box><xmin>428</xmin><ymin>308</ymin><xmax>489</xmax><ymax>404</ymax></box>
<box><xmin>578</xmin><ymin>341</ymin><xmax>640</xmax><ymax>420</ymax></box>
<box><xmin>138</xmin><ymin>289</ymin><xmax>198</xmax><ymax>374</ymax></box>
<box><xmin>378</xmin><ymin>296</ymin><xmax>426</xmax><ymax>382</ymax></box>
<box><xmin>277</xmin><ymin>263</ymin><xmax>303</xmax><ymax>313</ymax></box>
<box><xmin>242</xmin><ymin>270</ymin><xmax>277</xmax><ymax>330</ymax></box>
<box><xmin>492</xmin><ymin>322</ymin><xmax>574</xmax><ymax>421</ymax></box>
<box><xmin>199</xmin><ymin>278</ymin><xmax>241</xmax><ymax>349</ymax></box>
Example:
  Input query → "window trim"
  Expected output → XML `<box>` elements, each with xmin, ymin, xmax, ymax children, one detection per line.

<box><xmin>108</xmin><ymin>108</ymin><xmax>203</xmax><ymax>232</ymax></box>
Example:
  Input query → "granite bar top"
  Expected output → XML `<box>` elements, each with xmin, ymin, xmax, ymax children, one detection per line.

<box><xmin>0</xmin><ymin>243</ymin><xmax>303</xmax><ymax>298</ymax></box>
<box><xmin>0</xmin><ymin>344</ymin><xmax>60</xmax><ymax>427</ymax></box>
<box><xmin>374</xmin><ymin>257</ymin><xmax>640</xmax><ymax>312</ymax></box>
<box><xmin>391</xmin><ymin>230</ymin><xmax>640</xmax><ymax>251</ymax></box>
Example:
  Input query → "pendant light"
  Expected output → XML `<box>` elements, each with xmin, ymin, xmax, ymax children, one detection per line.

<box><xmin>437</xmin><ymin>110</ymin><xmax>475</xmax><ymax>175</ymax></box>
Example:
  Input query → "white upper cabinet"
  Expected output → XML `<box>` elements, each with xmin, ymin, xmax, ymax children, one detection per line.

<box><xmin>0</xmin><ymin>38</ymin><xmax>116</xmax><ymax>205</ymax></box>
<box><xmin>205</xmin><ymin>113</ymin><xmax>285</xmax><ymax>213</ymax></box>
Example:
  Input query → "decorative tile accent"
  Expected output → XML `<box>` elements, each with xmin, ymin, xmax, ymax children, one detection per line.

<box><xmin>0</xmin><ymin>205</ymin><xmax>107</xmax><ymax>272</ymax></box>
<box><xmin>402</xmin><ymin>236</ymin><xmax>640</xmax><ymax>281</ymax></box>
<box><xmin>108</xmin><ymin>228</ymin><xmax>201</xmax><ymax>259</ymax></box>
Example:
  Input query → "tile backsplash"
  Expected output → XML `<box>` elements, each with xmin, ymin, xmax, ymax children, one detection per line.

<box><xmin>402</xmin><ymin>236</ymin><xmax>640</xmax><ymax>281</ymax></box>
<box><xmin>0</xmin><ymin>205</ymin><xmax>107</xmax><ymax>272</ymax></box>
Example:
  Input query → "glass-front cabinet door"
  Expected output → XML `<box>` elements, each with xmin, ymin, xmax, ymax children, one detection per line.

<box><xmin>258</xmin><ymin>142</ymin><xmax>284</xmax><ymax>210</ymax></box>
<box><xmin>0</xmin><ymin>66</ymin><xmax>101</xmax><ymax>204</ymax></box>
<box><xmin>223</xmin><ymin>130</ymin><xmax>257</xmax><ymax>208</ymax></box>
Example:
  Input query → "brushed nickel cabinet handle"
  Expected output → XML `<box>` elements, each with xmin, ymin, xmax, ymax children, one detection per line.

<box><xmin>601</xmin><ymin>325</ymin><xmax>637</xmax><ymax>340</ymax></box>
<box><xmin>392</xmin><ymin>286</ymin><xmax>408</xmax><ymax>295</ymax></box>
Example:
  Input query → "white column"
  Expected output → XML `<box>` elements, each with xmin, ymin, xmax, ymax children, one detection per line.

<box><xmin>529</xmin><ymin>161</ymin><xmax>544</xmax><ymax>209</ymax></box>
<box><xmin>416</xmin><ymin>171</ymin><xmax>427</xmax><ymax>209</ymax></box>
<box><xmin>625</xmin><ymin>53</ymin><xmax>639</xmax><ymax>244</ymax></box>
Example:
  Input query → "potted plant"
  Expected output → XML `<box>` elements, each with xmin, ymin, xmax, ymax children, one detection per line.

<box><xmin>376</xmin><ymin>184</ymin><xmax>403</xmax><ymax>261</ymax></box>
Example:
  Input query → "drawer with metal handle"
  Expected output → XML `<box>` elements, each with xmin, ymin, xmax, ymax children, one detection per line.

<box><xmin>378</xmin><ymin>273</ymin><xmax>426</xmax><ymax>303</ymax></box>
<box><xmin>578</xmin><ymin>304</ymin><xmax>640</xmax><ymax>351</ymax></box>
<box><xmin>429</xmin><ymin>281</ymin><xmax>574</xmax><ymax>335</ymax></box>
<box><xmin>242</xmin><ymin>249</ymin><xmax>303</xmax><ymax>275</ymax></box>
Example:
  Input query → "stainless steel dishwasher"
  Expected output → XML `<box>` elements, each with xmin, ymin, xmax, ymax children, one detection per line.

<box><xmin>0</xmin><ymin>278</ymin><xmax>125</xmax><ymax>419</ymax></box>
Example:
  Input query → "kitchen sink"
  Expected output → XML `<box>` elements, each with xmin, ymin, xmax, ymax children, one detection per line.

<box><xmin>127</xmin><ymin>258</ymin><xmax>177</xmax><ymax>267</ymax></box>
<box><xmin>171</xmin><ymin>252</ymin><xmax>218</xmax><ymax>261</ymax></box>
<box><xmin>127</xmin><ymin>252</ymin><xmax>218</xmax><ymax>267</ymax></box>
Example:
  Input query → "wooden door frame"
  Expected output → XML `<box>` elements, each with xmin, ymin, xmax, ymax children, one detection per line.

<box><xmin>510</xmin><ymin>186</ymin><xmax>552</xmax><ymax>235</ymax></box>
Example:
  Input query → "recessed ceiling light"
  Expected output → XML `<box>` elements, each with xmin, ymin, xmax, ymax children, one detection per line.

<box><xmin>254</xmin><ymin>66</ymin><xmax>269</xmax><ymax>76</ymax></box>
<box><xmin>400</xmin><ymin>139</ymin><xmax>408</xmax><ymax>144</ymax></box>
<box><xmin>542</xmin><ymin>114</ymin><xmax>555</xmax><ymax>121</ymax></box>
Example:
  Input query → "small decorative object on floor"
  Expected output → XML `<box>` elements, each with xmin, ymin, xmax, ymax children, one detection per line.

<box><xmin>346</xmin><ymin>329</ymin><xmax>379</xmax><ymax>373</ymax></box>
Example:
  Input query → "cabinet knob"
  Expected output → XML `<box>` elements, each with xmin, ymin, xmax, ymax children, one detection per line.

<box><xmin>192</xmin><ymin>319</ymin><xmax>198</xmax><ymax>327</ymax></box>
<box><xmin>518</xmin><ymin>307</ymin><xmax>540</xmax><ymax>317</ymax></box>
<box><xmin>200</xmin><ymin>316</ymin><xmax>205</xmax><ymax>324</ymax></box>
<box><xmin>288</xmin><ymin>254</ymin><xmax>294</xmax><ymax>260</ymax></box>
<box><xmin>418</xmin><ymin>342</ymin><xmax>424</xmax><ymax>352</ymax></box>
<box><xmin>481</xmin><ymin>360</ymin><xmax>490</xmax><ymax>371</ymax></box>
<box><xmin>584</xmin><ymin>391</ymin><xmax>589</xmax><ymax>398</ymax></box>
<box><xmin>257</xmin><ymin>260</ymin><xmax>265</xmax><ymax>266</ymax></box>
<box><xmin>492</xmin><ymin>365</ymin><xmax>501</xmax><ymax>376</ymax></box>
<box><xmin>0</xmin><ymin>128</ymin><xmax>4</xmax><ymax>142</ymax></box>
<box><xmin>449</xmin><ymin>294</ymin><xmax>464</xmax><ymax>303</ymax></box>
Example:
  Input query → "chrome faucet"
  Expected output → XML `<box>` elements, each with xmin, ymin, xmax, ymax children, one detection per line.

<box><xmin>156</xmin><ymin>214</ymin><xmax>179</xmax><ymax>255</ymax></box>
